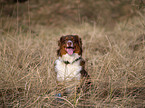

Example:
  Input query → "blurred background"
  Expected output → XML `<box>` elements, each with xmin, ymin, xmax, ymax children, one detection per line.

<box><xmin>0</xmin><ymin>0</ymin><xmax>145</xmax><ymax>31</ymax></box>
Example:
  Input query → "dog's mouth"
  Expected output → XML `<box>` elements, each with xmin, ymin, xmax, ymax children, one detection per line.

<box><xmin>65</xmin><ymin>47</ymin><xmax>75</xmax><ymax>55</ymax></box>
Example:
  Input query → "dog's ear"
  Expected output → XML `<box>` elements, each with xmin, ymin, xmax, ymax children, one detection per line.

<box><xmin>57</xmin><ymin>36</ymin><xmax>63</xmax><ymax>56</ymax></box>
<box><xmin>58</xmin><ymin>36</ymin><xmax>64</xmax><ymax>46</ymax></box>
<box><xmin>79</xmin><ymin>37</ymin><xmax>82</xmax><ymax>48</ymax></box>
<box><xmin>79</xmin><ymin>37</ymin><xmax>83</xmax><ymax>55</ymax></box>
<box><xmin>76</xmin><ymin>35</ymin><xmax>82</xmax><ymax>48</ymax></box>
<box><xmin>74</xmin><ymin>35</ymin><xmax>82</xmax><ymax>47</ymax></box>
<box><xmin>75</xmin><ymin>35</ymin><xmax>83</xmax><ymax>55</ymax></box>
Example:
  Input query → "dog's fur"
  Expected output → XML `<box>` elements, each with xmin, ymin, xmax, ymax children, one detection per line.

<box><xmin>55</xmin><ymin>35</ymin><xmax>91</xmax><ymax>95</ymax></box>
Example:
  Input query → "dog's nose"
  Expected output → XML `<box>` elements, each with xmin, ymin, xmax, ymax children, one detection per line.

<box><xmin>67</xmin><ymin>42</ymin><xmax>72</xmax><ymax>46</ymax></box>
<box><xmin>67</xmin><ymin>40</ymin><xmax>73</xmax><ymax>47</ymax></box>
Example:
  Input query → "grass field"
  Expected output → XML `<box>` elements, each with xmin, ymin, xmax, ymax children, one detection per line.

<box><xmin>0</xmin><ymin>0</ymin><xmax>145</xmax><ymax>108</ymax></box>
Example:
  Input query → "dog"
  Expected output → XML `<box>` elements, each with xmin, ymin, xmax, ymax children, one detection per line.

<box><xmin>54</xmin><ymin>35</ymin><xmax>91</xmax><ymax>96</ymax></box>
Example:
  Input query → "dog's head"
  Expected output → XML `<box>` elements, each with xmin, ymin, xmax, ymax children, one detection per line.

<box><xmin>57</xmin><ymin>35</ymin><xmax>82</xmax><ymax>56</ymax></box>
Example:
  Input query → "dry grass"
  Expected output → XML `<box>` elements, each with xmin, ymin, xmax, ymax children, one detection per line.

<box><xmin>0</xmin><ymin>1</ymin><xmax>145</xmax><ymax>108</ymax></box>
<box><xmin>0</xmin><ymin>16</ymin><xmax>145</xmax><ymax>107</ymax></box>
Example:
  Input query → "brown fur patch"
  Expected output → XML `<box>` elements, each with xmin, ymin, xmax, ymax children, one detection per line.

<box><xmin>57</xmin><ymin>35</ymin><xmax>82</xmax><ymax>56</ymax></box>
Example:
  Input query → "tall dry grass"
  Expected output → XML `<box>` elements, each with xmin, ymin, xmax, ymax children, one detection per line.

<box><xmin>0</xmin><ymin>0</ymin><xmax>145</xmax><ymax>107</ymax></box>
<box><xmin>0</xmin><ymin>15</ymin><xmax>145</xmax><ymax>107</ymax></box>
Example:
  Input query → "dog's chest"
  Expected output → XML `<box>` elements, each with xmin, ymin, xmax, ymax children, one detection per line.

<box><xmin>55</xmin><ymin>59</ymin><xmax>82</xmax><ymax>82</ymax></box>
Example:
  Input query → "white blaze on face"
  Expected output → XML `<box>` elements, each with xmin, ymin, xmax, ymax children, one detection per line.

<box><xmin>65</xmin><ymin>40</ymin><xmax>74</xmax><ymax>55</ymax></box>
<box><xmin>67</xmin><ymin>40</ymin><xmax>73</xmax><ymax>47</ymax></box>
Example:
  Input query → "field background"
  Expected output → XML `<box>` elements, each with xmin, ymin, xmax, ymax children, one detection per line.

<box><xmin>0</xmin><ymin>0</ymin><xmax>145</xmax><ymax>107</ymax></box>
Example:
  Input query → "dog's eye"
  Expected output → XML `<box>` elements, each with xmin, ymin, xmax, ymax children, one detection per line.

<box><xmin>65</xmin><ymin>37</ymin><xmax>68</xmax><ymax>40</ymax></box>
<box><xmin>71</xmin><ymin>39</ymin><xmax>76</xmax><ymax>42</ymax></box>
<box><xmin>61</xmin><ymin>40</ymin><xmax>66</xmax><ymax>44</ymax></box>
<box><xmin>74</xmin><ymin>40</ymin><xmax>78</xmax><ymax>43</ymax></box>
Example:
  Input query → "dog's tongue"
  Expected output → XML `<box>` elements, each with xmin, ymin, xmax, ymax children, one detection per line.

<box><xmin>66</xmin><ymin>48</ymin><xmax>74</xmax><ymax>55</ymax></box>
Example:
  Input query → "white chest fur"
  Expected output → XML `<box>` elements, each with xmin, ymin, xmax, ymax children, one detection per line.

<box><xmin>55</xmin><ymin>53</ymin><xmax>82</xmax><ymax>82</ymax></box>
